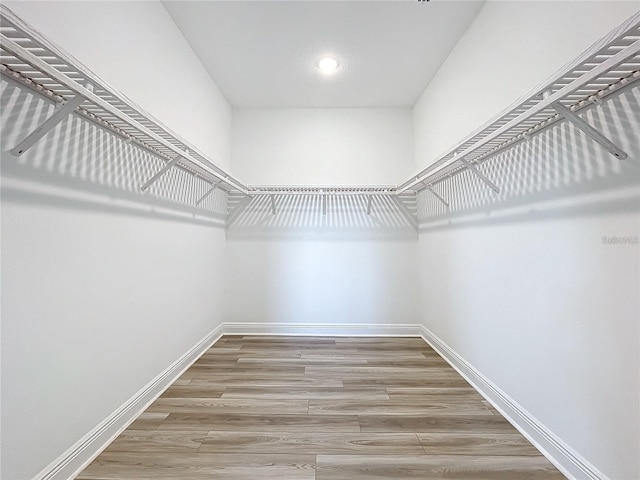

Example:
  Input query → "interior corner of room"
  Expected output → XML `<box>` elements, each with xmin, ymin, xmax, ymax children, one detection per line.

<box><xmin>1</xmin><ymin>1</ymin><xmax>639</xmax><ymax>480</ymax></box>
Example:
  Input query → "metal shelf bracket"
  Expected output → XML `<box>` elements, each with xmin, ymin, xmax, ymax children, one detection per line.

<box><xmin>227</xmin><ymin>194</ymin><xmax>254</xmax><ymax>226</ymax></box>
<box><xmin>551</xmin><ymin>101</ymin><xmax>628</xmax><ymax>160</ymax></box>
<box><xmin>425</xmin><ymin>184</ymin><xmax>449</xmax><ymax>207</ymax></box>
<box><xmin>459</xmin><ymin>158</ymin><xmax>501</xmax><ymax>193</ymax></box>
<box><xmin>141</xmin><ymin>154</ymin><xmax>183</xmax><ymax>192</ymax></box>
<box><xmin>392</xmin><ymin>196</ymin><xmax>418</xmax><ymax>229</ymax></box>
<box><xmin>366</xmin><ymin>195</ymin><xmax>373</xmax><ymax>215</ymax></box>
<box><xmin>10</xmin><ymin>83</ymin><xmax>92</xmax><ymax>156</ymax></box>
<box><xmin>195</xmin><ymin>179</ymin><xmax>222</xmax><ymax>206</ymax></box>
<box><xmin>270</xmin><ymin>195</ymin><xmax>277</xmax><ymax>215</ymax></box>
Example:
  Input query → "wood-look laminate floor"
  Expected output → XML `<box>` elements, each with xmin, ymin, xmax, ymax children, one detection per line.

<box><xmin>77</xmin><ymin>336</ymin><xmax>565</xmax><ymax>479</ymax></box>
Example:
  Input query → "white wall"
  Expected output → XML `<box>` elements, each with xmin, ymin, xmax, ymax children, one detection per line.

<box><xmin>1</xmin><ymin>2</ymin><xmax>232</xmax><ymax>479</ymax></box>
<box><xmin>4</xmin><ymin>0</ymin><xmax>232</xmax><ymax>169</ymax></box>
<box><xmin>413</xmin><ymin>2</ymin><xmax>640</xmax><ymax>479</ymax></box>
<box><xmin>232</xmin><ymin>108</ymin><xmax>413</xmax><ymax>185</ymax></box>
<box><xmin>226</xmin><ymin>108</ymin><xmax>420</xmax><ymax>330</ymax></box>
<box><xmin>225</xmin><ymin>238</ymin><xmax>420</xmax><ymax>329</ymax></box>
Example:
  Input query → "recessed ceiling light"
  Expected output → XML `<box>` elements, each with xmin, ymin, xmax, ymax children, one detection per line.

<box><xmin>317</xmin><ymin>56</ymin><xmax>339</xmax><ymax>75</ymax></box>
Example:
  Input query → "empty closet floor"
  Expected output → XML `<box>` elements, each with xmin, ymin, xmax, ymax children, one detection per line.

<box><xmin>76</xmin><ymin>336</ymin><xmax>564</xmax><ymax>479</ymax></box>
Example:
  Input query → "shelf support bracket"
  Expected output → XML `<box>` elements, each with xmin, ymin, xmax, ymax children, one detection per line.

<box><xmin>195</xmin><ymin>179</ymin><xmax>222</xmax><ymax>206</ymax></box>
<box><xmin>227</xmin><ymin>194</ymin><xmax>254</xmax><ymax>227</ymax></box>
<box><xmin>425</xmin><ymin>184</ymin><xmax>449</xmax><ymax>207</ymax></box>
<box><xmin>10</xmin><ymin>85</ymin><xmax>91</xmax><ymax>156</ymax></box>
<box><xmin>322</xmin><ymin>194</ymin><xmax>327</xmax><ymax>215</ymax></box>
<box><xmin>460</xmin><ymin>158</ymin><xmax>500</xmax><ymax>193</ymax></box>
<box><xmin>392</xmin><ymin>196</ymin><xmax>418</xmax><ymax>229</ymax></box>
<box><xmin>551</xmin><ymin>101</ymin><xmax>628</xmax><ymax>160</ymax></box>
<box><xmin>366</xmin><ymin>195</ymin><xmax>373</xmax><ymax>215</ymax></box>
<box><xmin>141</xmin><ymin>154</ymin><xmax>183</xmax><ymax>192</ymax></box>
<box><xmin>270</xmin><ymin>195</ymin><xmax>277</xmax><ymax>215</ymax></box>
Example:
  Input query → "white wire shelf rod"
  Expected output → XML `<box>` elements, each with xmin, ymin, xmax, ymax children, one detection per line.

<box><xmin>398</xmin><ymin>36</ymin><xmax>640</xmax><ymax>194</ymax></box>
<box><xmin>0</xmin><ymin>34</ymin><xmax>248</xmax><ymax>195</ymax></box>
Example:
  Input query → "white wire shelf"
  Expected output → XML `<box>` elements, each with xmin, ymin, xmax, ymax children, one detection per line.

<box><xmin>1</xmin><ymin>5</ymin><xmax>639</xmax><ymax>224</ymax></box>
<box><xmin>228</xmin><ymin>186</ymin><xmax>417</xmax><ymax>227</ymax></box>
<box><xmin>248</xmin><ymin>185</ymin><xmax>398</xmax><ymax>196</ymax></box>
<box><xmin>399</xmin><ymin>11</ymin><xmax>640</xmax><ymax>197</ymax></box>
<box><xmin>0</xmin><ymin>4</ymin><xmax>248</xmax><ymax>196</ymax></box>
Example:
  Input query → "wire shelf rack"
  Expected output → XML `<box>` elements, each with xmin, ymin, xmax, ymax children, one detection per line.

<box><xmin>0</xmin><ymin>4</ymin><xmax>247</xmax><ymax>197</ymax></box>
<box><xmin>1</xmin><ymin>5</ymin><xmax>639</xmax><ymax>226</ymax></box>
<box><xmin>399</xmin><ymin>11</ymin><xmax>640</xmax><ymax>200</ymax></box>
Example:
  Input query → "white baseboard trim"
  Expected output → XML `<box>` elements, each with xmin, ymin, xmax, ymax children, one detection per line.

<box><xmin>419</xmin><ymin>324</ymin><xmax>607</xmax><ymax>480</ymax></box>
<box><xmin>32</xmin><ymin>324</ymin><xmax>225</xmax><ymax>480</ymax></box>
<box><xmin>223</xmin><ymin>322</ymin><xmax>423</xmax><ymax>337</ymax></box>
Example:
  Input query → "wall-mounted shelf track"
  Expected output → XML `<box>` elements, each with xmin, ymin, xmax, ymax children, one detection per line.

<box><xmin>1</xmin><ymin>5</ymin><xmax>639</xmax><ymax>228</ymax></box>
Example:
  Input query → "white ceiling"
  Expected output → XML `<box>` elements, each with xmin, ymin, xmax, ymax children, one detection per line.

<box><xmin>163</xmin><ymin>1</ymin><xmax>484</xmax><ymax>108</ymax></box>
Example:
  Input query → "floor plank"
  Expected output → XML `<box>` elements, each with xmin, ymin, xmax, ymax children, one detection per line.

<box><xmin>308</xmin><ymin>399</ymin><xmax>495</xmax><ymax>416</ymax></box>
<box><xmin>221</xmin><ymin>386</ymin><xmax>390</xmax><ymax>400</ymax></box>
<box><xmin>77</xmin><ymin>452</ymin><xmax>315</xmax><ymax>479</ymax></box>
<box><xmin>125</xmin><ymin>412</ymin><xmax>168</xmax><ymax>431</ymax></box>
<box><xmin>199</xmin><ymin>432</ymin><xmax>424</xmax><ymax>454</ymax></box>
<box><xmin>147</xmin><ymin>398</ymin><xmax>309</xmax><ymax>415</ymax></box>
<box><xmin>416</xmin><ymin>432</ymin><xmax>543</xmax><ymax>456</ymax></box>
<box><xmin>316</xmin><ymin>454</ymin><xmax>565</xmax><ymax>479</ymax></box>
<box><xmin>101</xmin><ymin>430</ymin><xmax>208</xmax><ymax>453</ymax></box>
<box><xmin>159</xmin><ymin>386</ymin><xmax>225</xmax><ymax>398</ymax></box>
<box><xmin>358</xmin><ymin>414</ymin><xmax>519</xmax><ymax>433</ymax></box>
<box><xmin>157</xmin><ymin>413</ymin><xmax>362</xmax><ymax>432</ymax></box>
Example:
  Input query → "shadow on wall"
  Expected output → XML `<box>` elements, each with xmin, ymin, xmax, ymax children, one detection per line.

<box><xmin>226</xmin><ymin>193</ymin><xmax>418</xmax><ymax>241</ymax></box>
<box><xmin>417</xmin><ymin>84</ymin><xmax>640</xmax><ymax>230</ymax></box>
<box><xmin>0</xmin><ymin>77</ymin><xmax>227</xmax><ymax>227</ymax></box>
